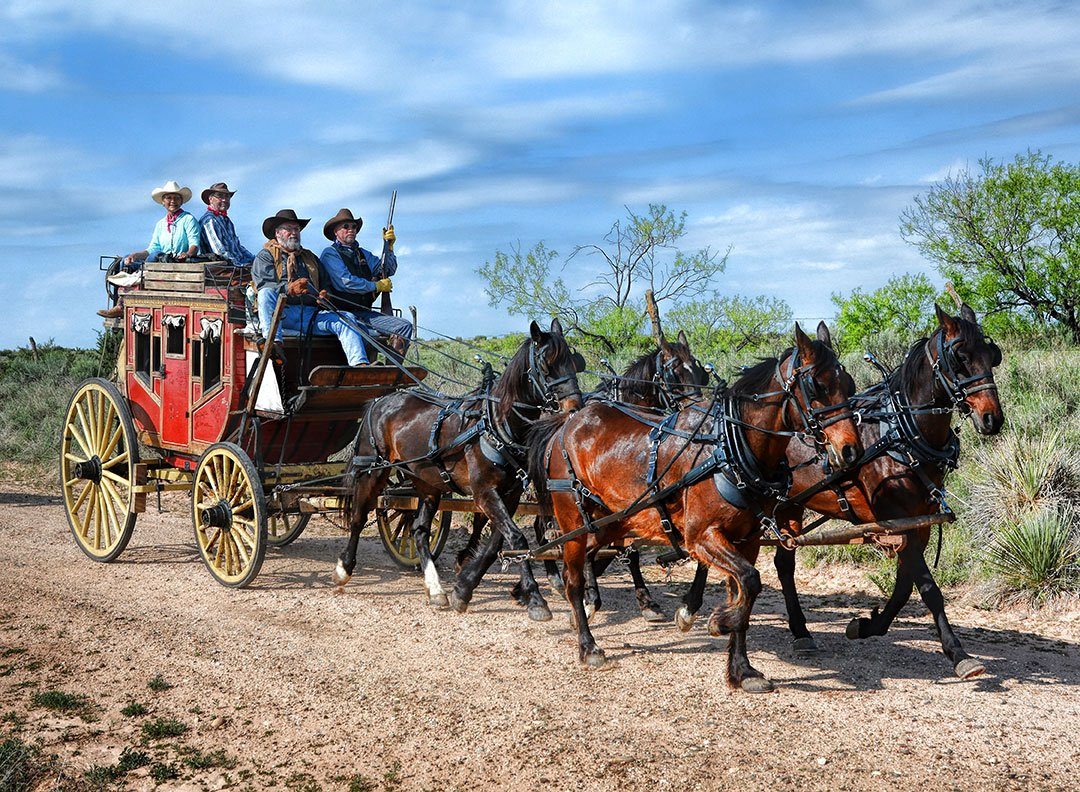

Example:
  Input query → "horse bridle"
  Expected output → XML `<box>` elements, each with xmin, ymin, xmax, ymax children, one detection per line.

<box><xmin>776</xmin><ymin>349</ymin><xmax>857</xmax><ymax>450</ymax></box>
<box><xmin>652</xmin><ymin>350</ymin><xmax>705</xmax><ymax>410</ymax></box>
<box><xmin>923</xmin><ymin>329</ymin><xmax>1000</xmax><ymax>414</ymax></box>
<box><xmin>527</xmin><ymin>340</ymin><xmax>582</xmax><ymax>410</ymax></box>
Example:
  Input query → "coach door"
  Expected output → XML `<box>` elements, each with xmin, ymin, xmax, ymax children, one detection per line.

<box><xmin>160</xmin><ymin>310</ymin><xmax>190</xmax><ymax>446</ymax></box>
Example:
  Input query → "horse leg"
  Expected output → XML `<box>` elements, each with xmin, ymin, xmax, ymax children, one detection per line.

<box><xmin>333</xmin><ymin>469</ymin><xmax>386</xmax><ymax>585</ymax></box>
<box><xmin>674</xmin><ymin>563</ymin><xmax>709</xmax><ymax>632</ymax></box>
<box><xmin>449</xmin><ymin>527</ymin><xmax>504</xmax><ymax>614</ymax></box>
<box><xmin>908</xmin><ymin>534</ymin><xmax>985</xmax><ymax>679</ymax></box>
<box><xmin>455</xmin><ymin>512</ymin><xmax>488</xmax><ymax>574</ymax></box>
<box><xmin>583</xmin><ymin>554</ymin><xmax>603</xmax><ymax>620</ymax></box>
<box><xmin>696</xmin><ymin>537</ymin><xmax>772</xmax><ymax>692</ymax></box>
<box><xmin>505</xmin><ymin>522</ymin><xmax>553</xmax><ymax>623</ymax></box>
<box><xmin>535</xmin><ymin>517</ymin><xmax>564</xmax><ymax>593</ymax></box>
<box><xmin>774</xmin><ymin>545</ymin><xmax>817</xmax><ymax>654</ymax></box>
<box><xmin>411</xmin><ymin>496</ymin><xmax>448</xmax><ymax>608</ymax></box>
<box><xmin>846</xmin><ymin>534</ymin><xmax>918</xmax><ymax>640</ymax></box>
<box><xmin>627</xmin><ymin>549</ymin><xmax>666</xmax><ymax>622</ymax></box>
<box><xmin>565</xmin><ymin>534</ymin><xmax>605</xmax><ymax>668</ymax></box>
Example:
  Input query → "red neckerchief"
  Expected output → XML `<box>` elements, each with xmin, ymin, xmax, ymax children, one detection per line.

<box><xmin>166</xmin><ymin>211</ymin><xmax>181</xmax><ymax>231</ymax></box>
<box><xmin>207</xmin><ymin>206</ymin><xmax>228</xmax><ymax>218</ymax></box>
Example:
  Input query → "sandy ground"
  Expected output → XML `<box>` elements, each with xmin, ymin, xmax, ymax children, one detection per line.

<box><xmin>1</xmin><ymin>487</ymin><xmax>1079</xmax><ymax>791</ymax></box>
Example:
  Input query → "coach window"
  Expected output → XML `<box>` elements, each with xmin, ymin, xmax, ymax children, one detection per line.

<box><xmin>164</xmin><ymin>314</ymin><xmax>185</xmax><ymax>356</ymax></box>
<box><xmin>132</xmin><ymin>313</ymin><xmax>152</xmax><ymax>384</ymax></box>
<box><xmin>200</xmin><ymin>317</ymin><xmax>223</xmax><ymax>391</ymax></box>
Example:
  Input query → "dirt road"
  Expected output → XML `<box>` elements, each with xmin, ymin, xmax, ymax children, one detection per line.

<box><xmin>2</xmin><ymin>488</ymin><xmax>1078</xmax><ymax>791</ymax></box>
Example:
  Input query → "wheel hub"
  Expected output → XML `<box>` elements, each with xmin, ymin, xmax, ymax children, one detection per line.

<box><xmin>201</xmin><ymin>500</ymin><xmax>233</xmax><ymax>531</ymax></box>
<box><xmin>74</xmin><ymin>455</ymin><xmax>102</xmax><ymax>483</ymax></box>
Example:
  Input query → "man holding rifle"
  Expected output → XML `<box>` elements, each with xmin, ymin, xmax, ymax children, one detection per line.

<box><xmin>319</xmin><ymin>202</ymin><xmax>413</xmax><ymax>357</ymax></box>
<box><xmin>252</xmin><ymin>209</ymin><xmax>369</xmax><ymax>366</ymax></box>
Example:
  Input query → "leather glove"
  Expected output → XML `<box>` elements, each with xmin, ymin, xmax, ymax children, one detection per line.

<box><xmin>375</xmin><ymin>278</ymin><xmax>393</xmax><ymax>293</ymax></box>
<box><xmin>383</xmin><ymin>225</ymin><xmax>396</xmax><ymax>247</ymax></box>
<box><xmin>286</xmin><ymin>278</ymin><xmax>309</xmax><ymax>296</ymax></box>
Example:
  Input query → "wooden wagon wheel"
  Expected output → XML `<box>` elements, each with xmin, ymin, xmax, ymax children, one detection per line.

<box><xmin>192</xmin><ymin>443</ymin><xmax>267</xmax><ymax>587</ymax></box>
<box><xmin>266</xmin><ymin>512</ymin><xmax>311</xmax><ymax>548</ymax></box>
<box><xmin>60</xmin><ymin>378</ymin><xmax>140</xmax><ymax>562</ymax></box>
<box><xmin>376</xmin><ymin>507</ymin><xmax>451</xmax><ymax>569</ymax></box>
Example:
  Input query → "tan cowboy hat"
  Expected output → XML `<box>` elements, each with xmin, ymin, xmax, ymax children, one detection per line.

<box><xmin>323</xmin><ymin>208</ymin><xmax>364</xmax><ymax>240</ymax></box>
<box><xmin>262</xmin><ymin>209</ymin><xmax>311</xmax><ymax>239</ymax></box>
<box><xmin>200</xmin><ymin>182</ymin><xmax>236</xmax><ymax>205</ymax></box>
<box><xmin>150</xmin><ymin>180</ymin><xmax>193</xmax><ymax>205</ymax></box>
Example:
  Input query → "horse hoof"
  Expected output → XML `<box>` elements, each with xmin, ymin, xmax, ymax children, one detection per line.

<box><xmin>740</xmin><ymin>676</ymin><xmax>775</xmax><ymax>694</ymax></box>
<box><xmin>708</xmin><ymin>616</ymin><xmax>728</xmax><ymax>637</ymax></box>
<box><xmin>584</xmin><ymin>602</ymin><xmax>596</xmax><ymax>621</ymax></box>
<box><xmin>640</xmin><ymin>607</ymin><xmax>666</xmax><ymax>623</ymax></box>
<box><xmin>332</xmin><ymin>561</ymin><xmax>351</xmax><ymax>586</ymax></box>
<box><xmin>845</xmin><ymin>617</ymin><xmax>865</xmax><ymax>640</ymax></box>
<box><xmin>582</xmin><ymin>649</ymin><xmax>606</xmax><ymax>669</ymax></box>
<box><xmin>548</xmin><ymin>576</ymin><xmax>565</xmax><ymax>593</ymax></box>
<box><xmin>792</xmin><ymin>636</ymin><xmax>819</xmax><ymax>655</ymax></box>
<box><xmin>449</xmin><ymin>591</ymin><xmax>469</xmax><ymax>614</ymax></box>
<box><xmin>429</xmin><ymin>592</ymin><xmax>450</xmax><ymax>610</ymax></box>
<box><xmin>674</xmin><ymin>606</ymin><xmax>695</xmax><ymax>632</ymax></box>
<box><xmin>528</xmin><ymin>604</ymin><xmax>553</xmax><ymax>623</ymax></box>
<box><xmin>955</xmin><ymin>658</ymin><xmax>986</xmax><ymax>680</ymax></box>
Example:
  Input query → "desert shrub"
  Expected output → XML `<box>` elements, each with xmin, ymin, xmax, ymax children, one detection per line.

<box><xmin>982</xmin><ymin>506</ymin><xmax>1080</xmax><ymax>603</ymax></box>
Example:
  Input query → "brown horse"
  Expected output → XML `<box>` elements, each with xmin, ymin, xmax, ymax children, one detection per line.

<box><xmin>450</xmin><ymin>331</ymin><xmax>707</xmax><ymax>617</ymax></box>
<box><xmin>529</xmin><ymin>324</ymin><xmax>862</xmax><ymax>692</ymax></box>
<box><xmin>676</xmin><ymin>304</ymin><xmax>1005</xmax><ymax>680</ymax></box>
<box><xmin>334</xmin><ymin>319</ymin><xmax>583</xmax><ymax>614</ymax></box>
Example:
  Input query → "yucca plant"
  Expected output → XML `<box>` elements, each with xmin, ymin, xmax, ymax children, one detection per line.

<box><xmin>983</xmin><ymin>506</ymin><xmax>1080</xmax><ymax>604</ymax></box>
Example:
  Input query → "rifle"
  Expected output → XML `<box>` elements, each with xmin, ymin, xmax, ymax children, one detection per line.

<box><xmin>380</xmin><ymin>190</ymin><xmax>397</xmax><ymax>316</ymax></box>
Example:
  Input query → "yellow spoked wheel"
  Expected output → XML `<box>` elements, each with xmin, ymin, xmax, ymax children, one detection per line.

<box><xmin>376</xmin><ymin>507</ymin><xmax>451</xmax><ymax>569</ymax></box>
<box><xmin>267</xmin><ymin>512</ymin><xmax>311</xmax><ymax>548</ymax></box>
<box><xmin>60</xmin><ymin>378</ymin><xmax>140</xmax><ymax>562</ymax></box>
<box><xmin>193</xmin><ymin>443</ymin><xmax>267</xmax><ymax>587</ymax></box>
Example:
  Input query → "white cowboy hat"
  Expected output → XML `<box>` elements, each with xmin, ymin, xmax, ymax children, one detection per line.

<box><xmin>150</xmin><ymin>180</ymin><xmax>193</xmax><ymax>205</ymax></box>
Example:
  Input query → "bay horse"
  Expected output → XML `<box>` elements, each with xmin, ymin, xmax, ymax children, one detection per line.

<box><xmin>529</xmin><ymin>324</ymin><xmax>862</xmax><ymax>692</ymax></box>
<box><xmin>450</xmin><ymin>330</ymin><xmax>707</xmax><ymax>618</ymax></box>
<box><xmin>333</xmin><ymin>319</ymin><xmax>583</xmax><ymax>615</ymax></box>
<box><xmin>676</xmin><ymin>304</ymin><xmax>1005</xmax><ymax>679</ymax></box>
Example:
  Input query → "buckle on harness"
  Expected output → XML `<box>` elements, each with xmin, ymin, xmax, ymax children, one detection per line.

<box><xmin>516</xmin><ymin>467</ymin><xmax>530</xmax><ymax>485</ymax></box>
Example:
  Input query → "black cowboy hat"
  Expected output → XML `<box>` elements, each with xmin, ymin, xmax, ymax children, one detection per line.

<box><xmin>201</xmin><ymin>182</ymin><xmax>237</xmax><ymax>205</ymax></box>
<box><xmin>262</xmin><ymin>209</ymin><xmax>310</xmax><ymax>239</ymax></box>
<box><xmin>323</xmin><ymin>208</ymin><xmax>364</xmax><ymax>241</ymax></box>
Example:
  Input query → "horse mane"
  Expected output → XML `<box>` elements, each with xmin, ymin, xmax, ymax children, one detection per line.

<box><xmin>618</xmin><ymin>342</ymin><xmax>694</xmax><ymax>402</ymax></box>
<box><xmin>491</xmin><ymin>330</ymin><xmax>571</xmax><ymax>420</ymax></box>
<box><xmin>730</xmin><ymin>340</ymin><xmax>837</xmax><ymax>398</ymax></box>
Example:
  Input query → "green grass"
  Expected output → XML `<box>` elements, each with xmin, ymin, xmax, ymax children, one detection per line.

<box><xmin>0</xmin><ymin>735</ymin><xmax>42</xmax><ymax>791</ymax></box>
<box><xmin>140</xmin><ymin>717</ymin><xmax>187</xmax><ymax>740</ymax></box>
<box><xmin>182</xmin><ymin>747</ymin><xmax>236</xmax><ymax>770</ymax></box>
<box><xmin>147</xmin><ymin>674</ymin><xmax>172</xmax><ymax>692</ymax></box>
<box><xmin>30</xmin><ymin>690</ymin><xmax>91</xmax><ymax>720</ymax></box>
<box><xmin>149</xmin><ymin>761</ymin><xmax>179</xmax><ymax>783</ymax></box>
<box><xmin>120</xmin><ymin>701</ymin><xmax>148</xmax><ymax>717</ymax></box>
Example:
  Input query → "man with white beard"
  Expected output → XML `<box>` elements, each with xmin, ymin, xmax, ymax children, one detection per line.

<box><xmin>251</xmin><ymin>209</ymin><xmax>369</xmax><ymax>366</ymax></box>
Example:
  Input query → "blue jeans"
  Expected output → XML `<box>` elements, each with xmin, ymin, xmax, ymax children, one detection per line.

<box><xmin>349</xmin><ymin>307</ymin><xmax>413</xmax><ymax>353</ymax></box>
<box><xmin>257</xmin><ymin>288</ymin><xmax>368</xmax><ymax>366</ymax></box>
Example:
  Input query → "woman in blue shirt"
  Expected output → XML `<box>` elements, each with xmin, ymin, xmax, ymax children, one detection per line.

<box><xmin>122</xmin><ymin>180</ymin><xmax>201</xmax><ymax>266</ymax></box>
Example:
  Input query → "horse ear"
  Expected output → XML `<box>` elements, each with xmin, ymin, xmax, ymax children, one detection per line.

<box><xmin>677</xmin><ymin>329</ymin><xmax>689</xmax><ymax>347</ymax></box>
<box><xmin>816</xmin><ymin>320</ymin><xmax>832</xmax><ymax>348</ymax></box>
<box><xmin>549</xmin><ymin>317</ymin><xmax>565</xmax><ymax>337</ymax></box>
<box><xmin>934</xmin><ymin>303</ymin><xmax>959</xmax><ymax>336</ymax></box>
<box><xmin>530</xmin><ymin>320</ymin><xmax>545</xmax><ymax>344</ymax></box>
<box><xmin>794</xmin><ymin>322</ymin><xmax>815</xmax><ymax>362</ymax></box>
<box><xmin>960</xmin><ymin>303</ymin><xmax>977</xmax><ymax>324</ymax></box>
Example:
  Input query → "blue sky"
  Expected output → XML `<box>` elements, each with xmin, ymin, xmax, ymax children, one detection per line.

<box><xmin>2</xmin><ymin>0</ymin><xmax>1079</xmax><ymax>347</ymax></box>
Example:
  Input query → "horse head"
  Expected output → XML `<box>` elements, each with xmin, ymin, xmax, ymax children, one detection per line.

<box><xmin>526</xmin><ymin>318</ymin><xmax>584</xmax><ymax>413</ymax></box>
<box><xmin>929</xmin><ymin>303</ymin><xmax>1005</xmax><ymax>435</ymax></box>
<box><xmin>786</xmin><ymin>322</ymin><xmax>863</xmax><ymax>470</ymax></box>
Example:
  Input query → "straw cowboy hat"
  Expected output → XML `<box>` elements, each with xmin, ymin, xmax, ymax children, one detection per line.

<box><xmin>150</xmin><ymin>180</ymin><xmax>193</xmax><ymax>205</ymax></box>
<box><xmin>262</xmin><ymin>209</ymin><xmax>311</xmax><ymax>239</ymax></box>
<box><xmin>200</xmin><ymin>182</ymin><xmax>236</xmax><ymax>205</ymax></box>
<box><xmin>323</xmin><ymin>208</ymin><xmax>364</xmax><ymax>240</ymax></box>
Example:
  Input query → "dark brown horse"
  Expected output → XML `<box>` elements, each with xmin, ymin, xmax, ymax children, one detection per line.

<box><xmin>676</xmin><ymin>304</ymin><xmax>1005</xmax><ymax>679</ymax></box>
<box><xmin>450</xmin><ymin>331</ymin><xmax>707</xmax><ymax>617</ymax></box>
<box><xmin>529</xmin><ymin>325</ymin><xmax>862</xmax><ymax>691</ymax></box>
<box><xmin>333</xmin><ymin>319</ymin><xmax>583</xmax><ymax>613</ymax></box>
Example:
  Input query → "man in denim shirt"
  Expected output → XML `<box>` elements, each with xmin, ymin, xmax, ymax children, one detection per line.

<box><xmin>199</xmin><ymin>182</ymin><xmax>254</xmax><ymax>265</ymax></box>
<box><xmin>252</xmin><ymin>209</ymin><xmax>368</xmax><ymax>366</ymax></box>
<box><xmin>318</xmin><ymin>208</ymin><xmax>413</xmax><ymax>357</ymax></box>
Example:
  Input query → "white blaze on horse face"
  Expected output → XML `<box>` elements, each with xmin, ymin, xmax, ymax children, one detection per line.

<box><xmin>423</xmin><ymin>558</ymin><xmax>444</xmax><ymax>597</ymax></box>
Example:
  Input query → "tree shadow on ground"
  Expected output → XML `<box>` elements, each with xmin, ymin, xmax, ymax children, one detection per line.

<box><xmin>0</xmin><ymin>491</ymin><xmax>62</xmax><ymax>507</ymax></box>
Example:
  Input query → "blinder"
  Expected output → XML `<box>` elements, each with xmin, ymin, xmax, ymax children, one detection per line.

<box><xmin>527</xmin><ymin>340</ymin><xmax>582</xmax><ymax>409</ymax></box>
<box><xmin>927</xmin><ymin>330</ymin><xmax>1000</xmax><ymax>412</ymax></box>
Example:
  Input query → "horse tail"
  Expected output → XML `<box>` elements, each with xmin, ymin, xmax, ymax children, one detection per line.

<box><xmin>527</xmin><ymin>412</ymin><xmax>570</xmax><ymax>506</ymax></box>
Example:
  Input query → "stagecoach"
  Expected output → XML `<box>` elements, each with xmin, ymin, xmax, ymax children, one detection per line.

<box><xmin>59</xmin><ymin>257</ymin><xmax>453</xmax><ymax>586</ymax></box>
